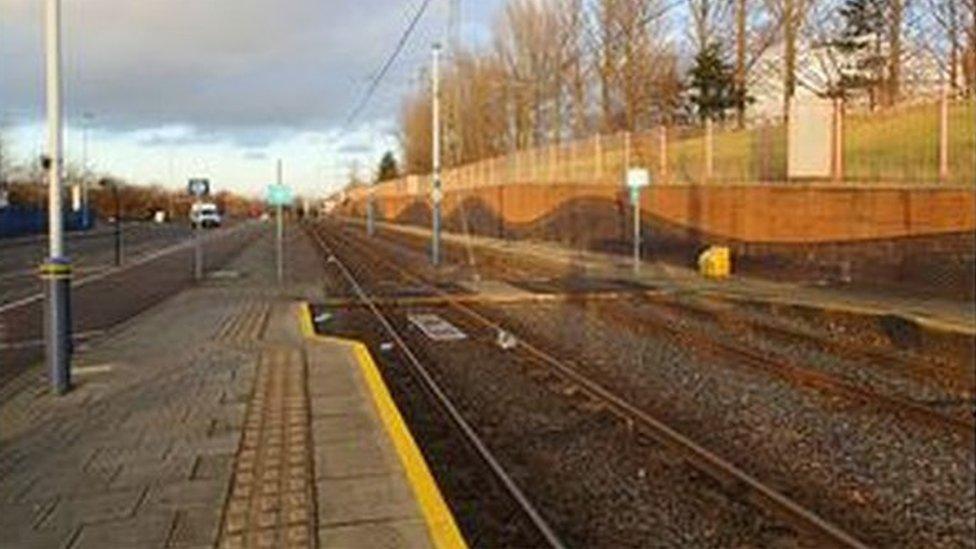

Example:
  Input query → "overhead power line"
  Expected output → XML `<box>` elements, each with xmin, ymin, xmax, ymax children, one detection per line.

<box><xmin>345</xmin><ymin>0</ymin><xmax>433</xmax><ymax>127</ymax></box>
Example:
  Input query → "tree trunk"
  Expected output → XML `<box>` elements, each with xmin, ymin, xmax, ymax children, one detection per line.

<box><xmin>783</xmin><ymin>0</ymin><xmax>796</xmax><ymax>121</ymax></box>
<box><xmin>888</xmin><ymin>0</ymin><xmax>903</xmax><ymax>105</ymax></box>
<box><xmin>736</xmin><ymin>0</ymin><xmax>747</xmax><ymax>128</ymax></box>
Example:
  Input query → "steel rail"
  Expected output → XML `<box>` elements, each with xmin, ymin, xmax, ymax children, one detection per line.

<box><xmin>305</xmin><ymin>224</ymin><xmax>567</xmax><ymax>549</ymax></box>
<box><xmin>363</xmin><ymin>221</ymin><xmax>974</xmax><ymax>438</ymax></box>
<box><xmin>316</xmin><ymin>220</ymin><xmax>871</xmax><ymax>549</ymax></box>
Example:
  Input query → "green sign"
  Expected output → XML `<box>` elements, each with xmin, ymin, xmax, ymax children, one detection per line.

<box><xmin>266</xmin><ymin>184</ymin><xmax>292</xmax><ymax>206</ymax></box>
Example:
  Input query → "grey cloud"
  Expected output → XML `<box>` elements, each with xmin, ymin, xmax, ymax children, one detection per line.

<box><xmin>0</xmin><ymin>0</ymin><xmax>498</xmax><ymax>142</ymax></box>
<box><xmin>336</xmin><ymin>142</ymin><xmax>372</xmax><ymax>155</ymax></box>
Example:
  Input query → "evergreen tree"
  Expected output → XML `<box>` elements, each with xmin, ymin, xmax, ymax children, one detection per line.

<box><xmin>687</xmin><ymin>42</ymin><xmax>746</xmax><ymax>123</ymax></box>
<box><xmin>836</xmin><ymin>0</ymin><xmax>886</xmax><ymax>101</ymax></box>
<box><xmin>376</xmin><ymin>151</ymin><xmax>399</xmax><ymax>182</ymax></box>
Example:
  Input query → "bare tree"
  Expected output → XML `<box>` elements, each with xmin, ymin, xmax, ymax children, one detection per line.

<box><xmin>495</xmin><ymin>0</ymin><xmax>566</xmax><ymax>147</ymax></box>
<box><xmin>593</xmin><ymin>0</ymin><xmax>677</xmax><ymax>131</ymax></box>
<box><xmin>688</xmin><ymin>0</ymin><xmax>733</xmax><ymax>54</ymax></box>
<box><xmin>967</xmin><ymin>0</ymin><xmax>976</xmax><ymax>90</ymax></box>
<box><xmin>399</xmin><ymin>84</ymin><xmax>433</xmax><ymax>175</ymax></box>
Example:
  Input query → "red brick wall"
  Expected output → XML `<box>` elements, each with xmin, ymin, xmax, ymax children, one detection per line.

<box><xmin>352</xmin><ymin>183</ymin><xmax>975</xmax><ymax>244</ymax></box>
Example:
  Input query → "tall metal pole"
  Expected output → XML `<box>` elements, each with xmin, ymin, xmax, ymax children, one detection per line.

<box><xmin>276</xmin><ymin>158</ymin><xmax>284</xmax><ymax>284</ymax></box>
<box><xmin>81</xmin><ymin>112</ymin><xmax>91</xmax><ymax>227</ymax></box>
<box><xmin>633</xmin><ymin>191</ymin><xmax>641</xmax><ymax>272</ymax></box>
<box><xmin>431</xmin><ymin>43</ymin><xmax>442</xmax><ymax>266</ymax></box>
<box><xmin>42</xmin><ymin>0</ymin><xmax>71</xmax><ymax>395</ymax></box>
<box><xmin>112</xmin><ymin>186</ymin><xmax>122</xmax><ymax>266</ymax></box>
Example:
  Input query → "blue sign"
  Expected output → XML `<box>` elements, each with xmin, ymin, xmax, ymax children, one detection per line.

<box><xmin>267</xmin><ymin>184</ymin><xmax>293</xmax><ymax>206</ymax></box>
<box><xmin>188</xmin><ymin>178</ymin><xmax>210</xmax><ymax>197</ymax></box>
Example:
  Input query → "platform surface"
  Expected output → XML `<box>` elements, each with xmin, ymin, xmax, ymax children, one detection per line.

<box><xmin>0</xmin><ymin>225</ymin><xmax>463</xmax><ymax>549</ymax></box>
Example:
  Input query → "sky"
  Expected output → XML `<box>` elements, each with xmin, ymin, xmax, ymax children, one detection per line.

<box><xmin>1</xmin><ymin>0</ymin><xmax>499</xmax><ymax>199</ymax></box>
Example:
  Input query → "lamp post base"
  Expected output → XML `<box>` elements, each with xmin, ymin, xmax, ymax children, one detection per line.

<box><xmin>41</xmin><ymin>258</ymin><xmax>72</xmax><ymax>395</ymax></box>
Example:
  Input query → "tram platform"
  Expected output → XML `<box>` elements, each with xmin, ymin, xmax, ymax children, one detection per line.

<box><xmin>0</xmin><ymin>225</ymin><xmax>465</xmax><ymax>548</ymax></box>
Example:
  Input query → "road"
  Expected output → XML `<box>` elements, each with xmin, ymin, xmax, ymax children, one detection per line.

<box><xmin>0</xmin><ymin>221</ymin><xmax>263</xmax><ymax>390</ymax></box>
<box><xmin>0</xmin><ymin>222</ymin><xmax>195</xmax><ymax>306</ymax></box>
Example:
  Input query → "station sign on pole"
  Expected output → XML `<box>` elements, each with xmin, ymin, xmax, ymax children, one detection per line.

<box><xmin>626</xmin><ymin>168</ymin><xmax>650</xmax><ymax>272</ymax></box>
<box><xmin>267</xmin><ymin>175</ymin><xmax>291</xmax><ymax>285</ymax></box>
<box><xmin>188</xmin><ymin>177</ymin><xmax>210</xmax><ymax>281</ymax></box>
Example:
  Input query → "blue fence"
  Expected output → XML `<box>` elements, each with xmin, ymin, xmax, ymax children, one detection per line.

<box><xmin>0</xmin><ymin>206</ymin><xmax>96</xmax><ymax>239</ymax></box>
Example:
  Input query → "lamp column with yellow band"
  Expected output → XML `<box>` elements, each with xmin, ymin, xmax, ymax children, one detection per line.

<box><xmin>43</xmin><ymin>0</ymin><xmax>72</xmax><ymax>395</ymax></box>
<box><xmin>39</xmin><ymin>259</ymin><xmax>72</xmax><ymax>393</ymax></box>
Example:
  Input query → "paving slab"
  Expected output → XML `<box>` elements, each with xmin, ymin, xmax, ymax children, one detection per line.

<box><xmin>0</xmin><ymin>226</ymin><xmax>466</xmax><ymax>548</ymax></box>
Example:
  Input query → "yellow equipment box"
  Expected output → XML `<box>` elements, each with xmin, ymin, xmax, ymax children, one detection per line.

<box><xmin>698</xmin><ymin>246</ymin><xmax>731</xmax><ymax>279</ymax></box>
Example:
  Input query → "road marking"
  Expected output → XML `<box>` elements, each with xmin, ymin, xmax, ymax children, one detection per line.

<box><xmin>73</xmin><ymin>363</ymin><xmax>116</xmax><ymax>376</ymax></box>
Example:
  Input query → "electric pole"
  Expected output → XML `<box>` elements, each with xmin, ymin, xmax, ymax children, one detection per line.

<box><xmin>276</xmin><ymin>158</ymin><xmax>284</xmax><ymax>284</ymax></box>
<box><xmin>431</xmin><ymin>43</ymin><xmax>442</xmax><ymax>266</ymax></box>
<box><xmin>81</xmin><ymin>112</ymin><xmax>92</xmax><ymax>226</ymax></box>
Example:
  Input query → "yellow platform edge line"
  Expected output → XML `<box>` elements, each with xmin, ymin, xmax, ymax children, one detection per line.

<box><xmin>297</xmin><ymin>302</ymin><xmax>468</xmax><ymax>549</ymax></box>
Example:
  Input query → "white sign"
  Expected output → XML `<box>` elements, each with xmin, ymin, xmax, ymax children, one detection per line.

<box><xmin>408</xmin><ymin>313</ymin><xmax>467</xmax><ymax>341</ymax></box>
<box><xmin>626</xmin><ymin>168</ymin><xmax>650</xmax><ymax>188</ymax></box>
<box><xmin>788</xmin><ymin>96</ymin><xmax>833</xmax><ymax>179</ymax></box>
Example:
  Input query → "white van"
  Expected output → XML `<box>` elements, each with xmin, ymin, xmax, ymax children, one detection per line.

<box><xmin>189</xmin><ymin>202</ymin><xmax>222</xmax><ymax>229</ymax></box>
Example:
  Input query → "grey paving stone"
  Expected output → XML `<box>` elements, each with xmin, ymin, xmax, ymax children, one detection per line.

<box><xmin>318</xmin><ymin>518</ymin><xmax>433</xmax><ymax>549</ymax></box>
<box><xmin>70</xmin><ymin>509</ymin><xmax>175</xmax><ymax>549</ymax></box>
<box><xmin>316</xmin><ymin>474</ymin><xmax>421</xmax><ymax>526</ymax></box>
<box><xmin>167</xmin><ymin>507</ymin><xmax>222</xmax><ymax>548</ymax></box>
<box><xmin>0</xmin><ymin>522</ymin><xmax>77</xmax><ymax>549</ymax></box>
<box><xmin>111</xmin><ymin>455</ymin><xmax>195</xmax><ymax>489</ymax></box>
<box><xmin>314</xmin><ymin>437</ymin><xmax>398</xmax><ymax>480</ymax></box>
<box><xmin>312</xmin><ymin>412</ymin><xmax>381</xmax><ymax>444</ymax></box>
<box><xmin>0</xmin><ymin>500</ymin><xmax>57</xmax><ymax>532</ymax></box>
<box><xmin>190</xmin><ymin>453</ymin><xmax>235</xmax><ymax>481</ymax></box>
<box><xmin>86</xmin><ymin>441</ymin><xmax>171</xmax><ymax>472</ymax></box>
<box><xmin>168</xmin><ymin>432</ymin><xmax>241</xmax><ymax>458</ymax></box>
<box><xmin>19</xmin><ymin>471</ymin><xmax>114</xmax><ymax>503</ymax></box>
<box><xmin>37</xmin><ymin>486</ymin><xmax>144</xmax><ymax>531</ymax></box>
<box><xmin>143</xmin><ymin>479</ymin><xmax>228</xmax><ymax>511</ymax></box>
<box><xmin>310</xmin><ymin>395</ymin><xmax>370</xmax><ymax>418</ymax></box>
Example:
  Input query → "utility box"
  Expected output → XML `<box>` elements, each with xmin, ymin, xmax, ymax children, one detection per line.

<box><xmin>698</xmin><ymin>246</ymin><xmax>731</xmax><ymax>279</ymax></box>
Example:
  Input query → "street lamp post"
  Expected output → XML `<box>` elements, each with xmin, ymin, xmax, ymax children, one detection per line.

<box><xmin>431</xmin><ymin>43</ymin><xmax>442</xmax><ymax>266</ymax></box>
<box><xmin>81</xmin><ymin>112</ymin><xmax>93</xmax><ymax>228</ymax></box>
<box><xmin>41</xmin><ymin>0</ymin><xmax>72</xmax><ymax>394</ymax></box>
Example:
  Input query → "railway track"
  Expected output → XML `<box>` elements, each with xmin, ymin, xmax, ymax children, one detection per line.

<box><xmin>304</xmin><ymin>223</ymin><xmax>567</xmax><ymax>549</ymax></box>
<box><xmin>307</xmin><ymin>220</ymin><xmax>871</xmax><ymax>549</ymax></box>
<box><xmin>355</xmin><ymin>221</ymin><xmax>974</xmax><ymax>439</ymax></box>
<box><xmin>596</xmin><ymin>299</ymin><xmax>975</xmax><ymax>438</ymax></box>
